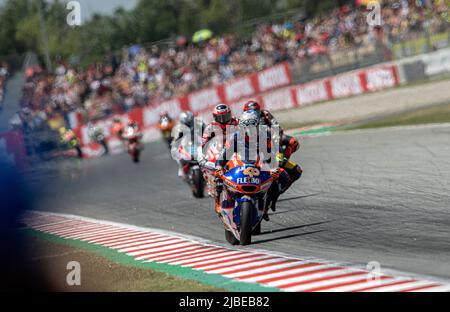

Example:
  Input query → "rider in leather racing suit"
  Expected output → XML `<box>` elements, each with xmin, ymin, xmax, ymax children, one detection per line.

<box><xmin>201</xmin><ymin>103</ymin><xmax>239</xmax><ymax>149</ymax></box>
<box><xmin>214</xmin><ymin>110</ymin><xmax>289</xmax><ymax>220</ymax></box>
<box><xmin>111</xmin><ymin>117</ymin><xmax>125</xmax><ymax>139</ymax></box>
<box><xmin>243</xmin><ymin>100</ymin><xmax>302</xmax><ymax>202</ymax></box>
<box><xmin>200</xmin><ymin>103</ymin><xmax>239</xmax><ymax>196</ymax></box>
<box><xmin>123</xmin><ymin>120</ymin><xmax>143</xmax><ymax>152</ymax></box>
<box><xmin>171</xmin><ymin>111</ymin><xmax>205</xmax><ymax>177</ymax></box>
<box><xmin>158</xmin><ymin>111</ymin><xmax>176</xmax><ymax>147</ymax></box>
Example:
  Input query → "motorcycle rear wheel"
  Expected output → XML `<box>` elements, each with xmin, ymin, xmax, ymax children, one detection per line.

<box><xmin>240</xmin><ymin>201</ymin><xmax>253</xmax><ymax>245</ymax></box>
<box><xmin>133</xmin><ymin>149</ymin><xmax>140</xmax><ymax>163</ymax></box>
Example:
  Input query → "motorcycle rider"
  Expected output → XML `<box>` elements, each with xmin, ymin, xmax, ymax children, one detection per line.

<box><xmin>123</xmin><ymin>120</ymin><xmax>143</xmax><ymax>150</ymax></box>
<box><xmin>213</xmin><ymin>110</ymin><xmax>289</xmax><ymax>219</ymax></box>
<box><xmin>111</xmin><ymin>116</ymin><xmax>125</xmax><ymax>139</ymax></box>
<box><xmin>59</xmin><ymin>126</ymin><xmax>83</xmax><ymax>158</ymax></box>
<box><xmin>171</xmin><ymin>111</ymin><xmax>205</xmax><ymax>177</ymax></box>
<box><xmin>157</xmin><ymin>111</ymin><xmax>175</xmax><ymax>147</ymax></box>
<box><xmin>123</xmin><ymin>120</ymin><xmax>142</xmax><ymax>138</ymax></box>
<box><xmin>87</xmin><ymin>122</ymin><xmax>108</xmax><ymax>155</ymax></box>
<box><xmin>200</xmin><ymin>104</ymin><xmax>239</xmax><ymax>195</ymax></box>
<box><xmin>201</xmin><ymin>103</ymin><xmax>239</xmax><ymax>149</ymax></box>
<box><xmin>243</xmin><ymin>99</ymin><xmax>302</xmax><ymax>202</ymax></box>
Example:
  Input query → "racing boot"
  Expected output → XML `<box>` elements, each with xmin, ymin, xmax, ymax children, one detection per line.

<box><xmin>280</xmin><ymin>164</ymin><xmax>303</xmax><ymax>196</ymax></box>
<box><xmin>268</xmin><ymin>169</ymin><xmax>290</xmax><ymax>212</ymax></box>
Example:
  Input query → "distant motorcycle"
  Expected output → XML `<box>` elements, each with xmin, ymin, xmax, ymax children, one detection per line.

<box><xmin>94</xmin><ymin>131</ymin><xmax>109</xmax><ymax>155</ymax></box>
<box><xmin>123</xmin><ymin>126</ymin><xmax>143</xmax><ymax>163</ymax></box>
<box><xmin>158</xmin><ymin>116</ymin><xmax>175</xmax><ymax>148</ymax></box>
<box><xmin>177</xmin><ymin>139</ymin><xmax>205</xmax><ymax>198</ymax></box>
<box><xmin>64</xmin><ymin>132</ymin><xmax>83</xmax><ymax>159</ymax></box>
<box><xmin>88</xmin><ymin>124</ymin><xmax>109</xmax><ymax>155</ymax></box>
<box><xmin>215</xmin><ymin>152</ymin><xmax>280</xmax><ymax>245</ymax></box>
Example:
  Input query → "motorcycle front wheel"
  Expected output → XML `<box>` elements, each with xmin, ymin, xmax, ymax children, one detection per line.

<box><xmin>133</xmin><ymin>149</ymin><xmax>140</xmax><ymax>163</ymax></box>
<box><xmin>101</xmin><ymin>140</ymin><xmax>109</xmax><ymax>155</ymax></box>
<box><xmin>191</xmin><ymin>168</ymin><xmax>204</xmax><ymax>198</ymax></box>
<box><xmin>75</xmin><ymin>146</ymin><xmax>83</xmax><ymax>159</ymax></box>
<box><xmin>240</xmin><ymin>201</ymin><xmax>253</xmax><ymax>245</ymax></box>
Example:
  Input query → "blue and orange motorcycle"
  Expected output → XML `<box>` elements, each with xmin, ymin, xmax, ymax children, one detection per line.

<box><xmin>216</xmin><ymin>152</ymin><xmax>281</xmax><ymax>245</ymax></box>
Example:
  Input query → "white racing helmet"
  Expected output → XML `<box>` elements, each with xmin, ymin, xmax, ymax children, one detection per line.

<box><xmin>179</xmin><ymin>111</ymin><xmax>194</xmax><ymax>127</ymax></box>
<box><xmin>239</xmin><ymin>110</ymin><xmax>260</xmax><ymax>128</ymax></box>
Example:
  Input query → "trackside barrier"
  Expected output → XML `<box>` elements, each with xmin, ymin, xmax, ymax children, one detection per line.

<box><xmin>393</xmin><ymin>47</ymin><xmax>450</xmax><ymax>84</ymax></box>
<box><xmin>76</xmin><ymin>48</ymin><xmax>450</xmax><ymax>158</ymax></box>
<box><xmin>77</xmin><ymin>62</ymin><xmax>400</xmax><ymax>157</ymax></box>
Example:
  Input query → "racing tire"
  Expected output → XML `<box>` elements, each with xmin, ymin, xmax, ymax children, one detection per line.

<box><xmin>133</xmin><ymin>149</ymin><xmax>140</xmax><ymax>163</ymax></box>
<box><xmin>240</xmin><ymin>201</ymin><xmax>253</xmax><ymax>245</ymax></box>
<box><xmin>101</xmin><ymin>140</ymin><xmax>109</xmax><ymax>155</ymax></box>
<box><xmin>225</xmin><ymin>230</ymin><xmax>239</xmax><ymax>245</ymax></box>
<box><xmin>192</xmin><ymin>168</ymin><xmax>204</xmax><ymax>198</ymax></box>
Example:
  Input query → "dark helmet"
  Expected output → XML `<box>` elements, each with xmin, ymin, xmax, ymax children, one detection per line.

<box><xmin>243</xmin><ymin>100</ymin><xmax>261</xmax><ymax>113</ymax></box>
<box><xmin>128</xmin><ymin>120</ymin><xmax>138</xmax><ymax>129</ymax></box>
<box><xmin>212</xmin><ymin>103</ymin><xmax>231</xmax><ymax>125</ymax></box>
<box><xmin>159</xmin><ymin>111</ymin><xmax>170</xmax><ymax>118</ymax></box>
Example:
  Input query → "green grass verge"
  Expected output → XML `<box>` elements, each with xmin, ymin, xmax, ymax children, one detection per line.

<box><xmin>21</xmin><ymin>228</ymin><xmax>280</xmax><ymax>292</ymax></box>
<box><xmin>346</xmin><ymin>103</ymin><xmax>450</xmax><ymax>130</ymax></box>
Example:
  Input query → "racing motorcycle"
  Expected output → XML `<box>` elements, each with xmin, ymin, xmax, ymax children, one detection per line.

<box><xmin>177</xmin><ymin>139</ymin><xmax>205</xmax><ymax>198</ymax></box>
<box><xmin>68</xmin><ymin>134</ymin><xmax>83</xmax><ymax>159</ymax></box>
<box><xmin>88</xmin><ymin>124</ymin><xmax>109</xmax><ymax>155</ymax></box>
<box><xmin>158</xmin><ymin>116</ymin><xmax>175</xmax><ymax>148</ymax></box>
<box><xmin>216</xmin><ymin>152</ymin><xmax>280</xmax><ymax>245</ymax></box>
<box><xmin>123</xmin><ymin>126</ymin><xmax>143</xmax><ymax>163</ymax></box>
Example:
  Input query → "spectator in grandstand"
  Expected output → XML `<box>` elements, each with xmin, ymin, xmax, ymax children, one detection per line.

<box><xmin>13</xmin><ymin>0</ymin><xmax>448</xmax><ymax>126</ymax></box>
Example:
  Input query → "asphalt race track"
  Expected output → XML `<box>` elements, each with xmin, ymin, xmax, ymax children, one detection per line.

<box><xmin>27</xmin><ymin>124</ymin><xmax>450</xmax><ymax>280</ymax></box>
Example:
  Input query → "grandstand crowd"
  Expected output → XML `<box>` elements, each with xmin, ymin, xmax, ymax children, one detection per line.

<box><xmin>5</xmin><ymin>0</ymin><xmax>448</xmax><ymax>130</ymax></box>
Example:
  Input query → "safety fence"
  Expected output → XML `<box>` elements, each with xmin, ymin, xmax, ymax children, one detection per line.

<box><xmin>74</xmin><ymin>62</ymin><xmax>401</xmax><ymax>158</ymax></box>
<box><xmin>75</xmin><ymin>45</ymin><xmax>450</xmax><ymax>158</ymax></box>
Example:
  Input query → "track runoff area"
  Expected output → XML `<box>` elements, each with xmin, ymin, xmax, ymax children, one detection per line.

<box><xmin>22</xmin><ymin>211</ymin><xmax>450</xmax><ymax>292</ymax></box>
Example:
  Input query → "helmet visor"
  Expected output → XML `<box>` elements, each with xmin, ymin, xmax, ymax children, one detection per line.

<box><xmin>214</xmin><ymin>112</ymin><xmax>231</xmax><ymax>124</ymax></box>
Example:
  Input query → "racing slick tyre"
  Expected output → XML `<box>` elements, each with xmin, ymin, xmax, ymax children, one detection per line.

<box><xmin>192</xmin><ymin>168</ymin><xmax>205</xmax><ymax>198</ymax></box>
<box><xmin>252</xmin><ymin>221</ymin><xmax>261</xmax><ymax>235</ymax></box>
<box><xmin>101</xmin><ymin>140</ymin><xmax>109</xmax><ymax>155</ymax></box>
<box><xmin>225</xmin><ymin>230</ymin><xmax>239</xmax><ymax>245</ymax></box>
<box><xmin>240</xmin><ymin>201</ymin><xmax>253</xmax><ymax>245</ymax></box>
<box><xmin>133</xmin><ymin>149</ymin><xmax>140</xmax><ymax>163</ymax></box>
